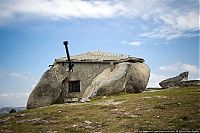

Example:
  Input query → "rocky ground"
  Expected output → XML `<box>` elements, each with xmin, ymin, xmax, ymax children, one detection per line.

<box><xmin>0</xmin><ymin>87</ymin><xmax>199</xmax><ymax>132</ymax></box>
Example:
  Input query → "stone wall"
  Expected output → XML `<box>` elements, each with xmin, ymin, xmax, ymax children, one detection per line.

<box><xmin>63</xmin><ymin>62</ymin><xmax>112</xmax><ymax>95</ymax></box>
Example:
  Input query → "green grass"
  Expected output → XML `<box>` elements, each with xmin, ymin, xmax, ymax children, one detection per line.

<box><xmin>0</xmin><ymin>87</ymin><xmax>199</xmax><ymax>132</ymax></box>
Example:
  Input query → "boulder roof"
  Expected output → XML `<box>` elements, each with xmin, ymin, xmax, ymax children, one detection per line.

<box><xmin>55</xmin><ymin>51</ymin><xmax>144</xmax><ymax>64</ymax></box>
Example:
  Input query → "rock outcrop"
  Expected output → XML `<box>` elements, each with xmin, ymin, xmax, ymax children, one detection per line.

<box><xmin>181</xmin><ymin>80</ymin><xmax>200</xmax><ymax>87</ymax></box>
<box><xmin>159</xmin><ymin>72</ymin><xmax>189</xmax><ymax>88</ymax></box>
<box><xmin>80</xmin><ymin>62</ymin><xmax>150</xmax><ymax>102</ymax></box>
<box><xmin>27</xmin><ymin>64</ymin><xmax>67</xmax><ymax>109</ymax></box>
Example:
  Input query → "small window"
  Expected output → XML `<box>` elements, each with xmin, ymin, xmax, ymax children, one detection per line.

<box><xmin>68</xmin><ymin>80</ymin><xmax>80</xmax><ymax>93</ymax></box>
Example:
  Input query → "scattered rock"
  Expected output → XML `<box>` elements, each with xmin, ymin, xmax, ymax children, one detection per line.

<box><xmin>15</xmin><ymin>114</ymin><xmax>25</xmax><ymax>117</ymax></box>
<box><xmin>79</xmin><ymin>98</ymin><xmax>90</xmax><ymax>103</ymax></box>
<box><xmin>130</xmin><ymin>115</ymin><xmax>138</xmax><ymax>118</ymax></box>
<box><xmin>84</xmin><ymin>120</ymin><xmax>92</xmax><ymax>125</ymax></box>
<box><xmin>144</xmin><ymin>96</ymin><xmax>151</xmax><ymax>99</ymax></box>
<box><xmin>111</xmin><ymin>109</ymin><xmax>119</xmax><ymax>112</ymax></box>
<box><xmin>85</xmin><ymin>125</ymin><xmax>93</xmax><ymax>129</ymax></box>
<box><xmin>102</xmin><ymin>96</ymin><xmax>107</xmax><ymax>99</ymax></box>
<box><xmin>177</xmin><ymin>103</ymin><xmax>181</xmax><ymax>105</ymax></box>
<box><xmin>0</xmin><ymin>117</ymin><xmax>11</xmax><ymax>124</ymax></box>
<box><xmin>135</xmin><ymin>108</ymin><xmax>140</xmax><ymax>111</ymax></box>
<box><xmin>94</xmin><ymin>100</ymin><xmax>125</xmax><ymax>106</ymax></box>
<box><xmin>124</xmin><ymin>112</ymin><xmax>129</xmax><ymax>115</ymax></box>
<box><xmin>72</xmin><ymin>125</ymin><xmax>77</xmax><ymax>127</ymax></box>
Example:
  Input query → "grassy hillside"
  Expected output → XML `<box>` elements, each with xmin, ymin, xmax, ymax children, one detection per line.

<box><xmin>0</xmin><ymin>87</ymin><xmax>199</xmax><ymax>132</ymax></box>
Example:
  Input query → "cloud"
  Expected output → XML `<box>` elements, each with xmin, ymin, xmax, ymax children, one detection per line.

<box><xmin>128</xmin><ymin>41</ymin><xmax>142</xmax><ymax>46</ymax></box>
<box><xmin>0</xmin><ymin>68</ymin><xmax>6</xmax><ymax>78</ymax></box>
<box><xmin>147</xmin><ymin>73</ymin><xmax>167</xmax><ymax>87</ymax></box>
<box><xmin>159</xmin><ymin>63</ymin><xmax>199</xmax><ymax>79</ymax></box>
<box><xmin>10</xmin><ymin>72</ymin><xmax>29</xmax><ymax>80</ymax></box>
<box><xmin>122</xmin><ymin>40</ymin><xmax>142</xmax><ymax>46</ymax></box>
<box><xmin>0</xmin><ymin>92</ymin><xmax>30</xmax><ymax>107</ymax></box>
<box><xmin>148</xmin><ymin>62</ymin><xmax>199</xmax><ymax>87</ymax></box>
<box><xmin>0</xmin><ymin>0</ymin><xmax>127</xmax><ymax>23</ymax></box>
<box><xmin>0</xmin><ymin>0</ymin><xmax>198</xmax><ymax>39</ymax></box>
<box><xmin>0</xmin><ymin>67</ymin><xmax>34</xmax><ymax>80</ymax></box>
<box><xmin>159</xmin><ymin>63</ymin><xmax>180</xmax><ymax>71</ymax></box>
<box><xmin>181</xmin><ymin>64</ymin><xmax>199</xmax><ymax>75</ymax></box>
<box><xmin>140</xmin><ymin>4</ymin><xmax>199</xmax><ymax>40</ymax></box>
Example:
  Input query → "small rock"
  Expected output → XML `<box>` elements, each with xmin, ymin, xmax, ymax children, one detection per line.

<box><xmin>124</xmin><ymin>112</ymin><xmax>129</xmax><ymax>115</ymax></box>
<box><xmin>15</xmin><ymin>114</ymin><xmax>25</xmax><ymax>117</ymax></box>
<box><xmin>135</xmin><ymin>108</ymin><xmax>139</xmax><ymax>111</ymax></box>
<box><xmin>130</xmin><ymin>115</ymin><xmax>138</xmax><ymax>118</ymax></box>
<box><xmin>72</xmin><ymin>125</ymin><xmax>77</xmax><ymax>127</ymax></box>
<box><xmin>16</xmin><ymin>120</ymin><xmax>27</xmax><ymax>124</ymax></box>
<box><xmin>58</xmin><ymin>111</ymin><xmax>62</xmax><ymax>113</ymax></box>
<box><xmin>85</xmin><ymin>125</ymin><xmax>93</xmax><ymax>129</ymax></box>
<box><xmin>9</xmin><ymin>109</ymin><xmax>16</xmax><ymax>113</ymax></box>
<box><xmin>144</xmin><ymin>96</ymin><xmax>151</xmax><ymax>99</ymax></box>
<box><xmin>80</xmin><ymin>98</ymin><xmax>91</xmax><ymax>103</ymax></box>
<box><xmin>102</xmin><ymin>96</ymin><xmax>107</xmax><ymax>99</ymax></box>
<box><xmin>0</xmin><ymin>117</ymin><xmax>11</xmax><ymax>123</ymax></box>
<box><xmin>111</xmin><ymin>109</ymin><xmax>118</xmax><ymax>112</ymax></box>
<box><xmin>84</xmin><ymin>120</ymin><xmax>92</xmax><ymax>124</ymax></box>
<box><xmin>177</xmin><ymin>103</ymin><xmax>181</xmax><ymax>105</ymax></box>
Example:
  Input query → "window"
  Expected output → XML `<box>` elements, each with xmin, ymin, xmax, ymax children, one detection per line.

<box><xmin>68</xmin><ymin>80</ymin><xmax>80</xmax><ymax>93</ymax></box>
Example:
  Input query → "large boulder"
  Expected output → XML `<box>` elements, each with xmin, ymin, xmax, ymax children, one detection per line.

<box><xmin>27</xmin><ymin>64</ymin><xmax>67</xmax><ymax>109</ymax></box>
<box><xmin>80</xmin><ymin>62</ymin><xmax>150</xmax><ymax>102</ymax></box>
<box><xmin>159</xmin><ymin>72</ymin><xmax>189</xmax><ymax>88</ymax></box>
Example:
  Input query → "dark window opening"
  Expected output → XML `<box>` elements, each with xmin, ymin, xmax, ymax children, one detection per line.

<box><xmin>68</xmin><ymin>80</ymin><xmax>80</xmax><ymax>93</ymax></box>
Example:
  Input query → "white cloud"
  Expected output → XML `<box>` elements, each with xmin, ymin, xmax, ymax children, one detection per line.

<box><xmin>122</xmin><ymin>40</ymin><xmax>142</xmax><ymax>46</ymax></box>
<box><xmin>10</xmin><ymin>72</ymin><xmax>29</xmax><ymax>80</ymax></box>
<box><xmin>0</xmin><ymin>67</ymin><xmax>33</xmax><ymax>80</ymax></box>
<box><xmin>0</xmin><ymin>93</ymin><xmax>10</xmax><ymax>98</ymax></box>
<box><xmin>0</xmin><ymin>0</ymin><xmax>198</xmax><ymax>39</ymax></box>
<box><xmin>0</xmin><ymin>0</ymin><xmax>127</xmax><ymax>22</ymax></box>
<box><xmin>159</xmin><ymin>63</ymin><xmax>180</xmax><ymax>71</ymax></box>
<box><xmin>128</xmin><ymin>41</ymin><xmax>141</xmax><ymax>46</ymax></box>
<box><xmin>0</xmin><ymin>68</ymin><xmax>6</xmax><ymax>78</ymax></box>
<box><xmin>148</xmin><ymin>63</ymin><xmax>199</xmax><ymax>87</ymax></box>
<box><xmin>140</xmin><ymin>5</ymin><xmax>199</xmax><ymax>40</ymax></box>
<box><xmin>147</xmin><ymin>73</ymin><xmax>167</xmax><ymax>87</ymax></box>
<box><xmin>181</xmin><ymin>64</ymin><xmax>199</xmax><ymax>75</ymax></box>
<box><xmin>0</xmin><ymin>92</ymin><xmax>30</xmax><ymax>107</ymax></box>
<box><xmin>159</xmin><ymin>63</ymin><xmax>199</xmax><ymax>79</ymax></box>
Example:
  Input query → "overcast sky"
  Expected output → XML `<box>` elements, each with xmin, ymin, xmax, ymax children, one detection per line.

<box><xmin>0</xmin><ymin>0</ymin><xmax>199</xmax><ymax>107</ymax></box>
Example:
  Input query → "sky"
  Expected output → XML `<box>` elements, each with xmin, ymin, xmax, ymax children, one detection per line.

<box><xmin>0</xmin><ymin>0</ymin><xmax>199</xmax><ymax>107</ymax></box>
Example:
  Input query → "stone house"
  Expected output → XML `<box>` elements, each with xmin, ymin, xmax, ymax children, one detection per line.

<box><xmin>27</xmin><ymin>43</ymin><xmax>150</xmax><ymax>109</ymax></box>
<box><xmin>56</xmin><ymin>51</ymin><xmax>145</xmax><ymax>102</ymax></box>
